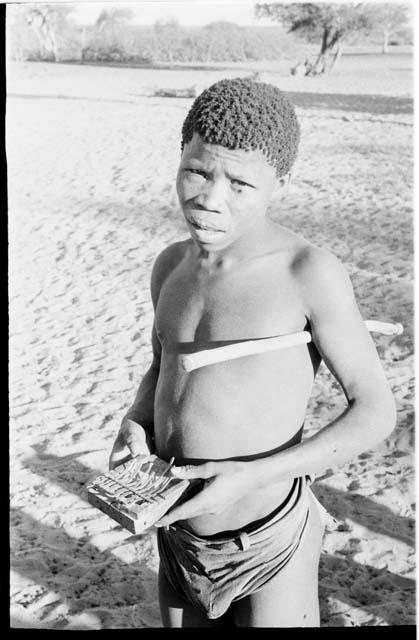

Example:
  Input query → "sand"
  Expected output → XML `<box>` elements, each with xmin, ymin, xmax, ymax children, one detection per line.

<box><xmin>8</xmin><ymin>56</ymin><xmax>414</xmax><ymax>628</ymax></box>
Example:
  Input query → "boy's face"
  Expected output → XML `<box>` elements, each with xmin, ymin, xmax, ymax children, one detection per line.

<box><xmin>176</xmin><ymin>132</ymin><xmax>280</xmax><ymax>250</ymax></box>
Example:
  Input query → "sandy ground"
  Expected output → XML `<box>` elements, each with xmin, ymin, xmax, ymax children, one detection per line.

<box><xmin>8</xmin><ymin>57</ymin><xmax>414</xmax><ymax>628</ymax></box>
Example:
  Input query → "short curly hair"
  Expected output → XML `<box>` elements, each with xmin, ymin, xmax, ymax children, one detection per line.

<box><xmin>181</xmin><ymin>78</ymin><xmax>300</xmax><ymax>178</ymax></box>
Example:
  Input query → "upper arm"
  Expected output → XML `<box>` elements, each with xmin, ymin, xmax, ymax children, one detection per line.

<box><xmin>295</xmin><ymin>247</ymin><xmax>394</xmax><ymax>409</ymax></box>
<box><xmin>150</xmin><ymin>240</ymin><xmax>187</xmax><ymax>308</ymax></box>
<box><xmin>149</xmin><ymin>241</ymin><xmax>187</xmax><ymax>368</ymax></box>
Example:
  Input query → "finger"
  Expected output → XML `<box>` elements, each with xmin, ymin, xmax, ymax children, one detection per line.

<box><xmin>170</xmin><ymin>461</ymin><xmax>217</xmax><ymax>480</ymax></box>
<box><xmin>155</xmin><ymin>493</ymin><xmax>211</xmax><ymax>526</ymax></box>
<box><xmin>108</xmin><ymin>449</ymin><xmax>132</xmax><ymax>471</ymax></box>
<box><xmin>124</xmin><ymin>436</ymin><xmax>144</xmax><ymax>458</ymax></box>
<box><xmin>108</xmin><ymin>440</ymin><xmax>126</xmax><ymax>470</ymax></box>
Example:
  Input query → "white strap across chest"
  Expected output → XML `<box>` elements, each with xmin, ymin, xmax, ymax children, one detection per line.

<box><xmin>180</xmin><ymin>320</ymin><xmax>403</xmax><ymax>372</ymax></box>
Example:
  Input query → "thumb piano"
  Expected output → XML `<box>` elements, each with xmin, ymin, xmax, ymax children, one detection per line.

<box><xmin>87</xmin><ymin>455</ymin><xmax>191</xmax><ymax>534</ymax></box>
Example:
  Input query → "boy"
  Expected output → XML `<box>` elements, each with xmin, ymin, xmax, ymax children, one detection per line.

<box><xmin>109</xmin><ymin>78</ymin><xmax>396</xmax><ymax>627</ymax></box>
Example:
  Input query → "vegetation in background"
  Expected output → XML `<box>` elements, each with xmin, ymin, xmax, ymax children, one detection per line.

<box><xmin>255</xmin><ymin>2</ymin><xmax>412</xmax><ymax>75</ymax></box>
<box><xmin>362</xmin><ymin>3</ymin><xmax>413</xmax><ymax>53</ymax></box>
<box><xmin>9</xmin><ymin>4</ymin><xmax>79</xmax><ymax>62</ymax></box>
<box><xmin>7</xmin><ymin>2</ymin><xmax>412</xmax><ymax>66</ymax></box>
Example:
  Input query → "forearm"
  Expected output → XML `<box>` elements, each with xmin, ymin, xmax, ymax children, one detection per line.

<box><xmin>253</xmin><ymin>394</ymin><xmax>396</xmax><ymax>486</ymax></box>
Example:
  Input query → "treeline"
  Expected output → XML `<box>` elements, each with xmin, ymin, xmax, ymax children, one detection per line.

<box><xmin>8</xmin><ymin>4</ymin><xmax>413</xmax><ymax>66</ymax></box>
<box><xmin>83</xmin><ymin>22</ymin><xmax>295</xmax><ymax>64</ymax></box>
<box><xmin>9</xmin><ymin>8</ymin><xmax>298</xmax><ymax>64</ymax></box>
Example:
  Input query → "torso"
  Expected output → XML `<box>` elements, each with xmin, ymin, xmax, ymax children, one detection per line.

<box><xmin>153</xmin><ymin>232</ymin><xmax>321</xmax><ymax>535</ymax></box>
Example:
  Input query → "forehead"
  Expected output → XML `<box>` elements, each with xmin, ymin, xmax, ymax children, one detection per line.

<box><xmin>181</xmin><ymin>133</ymin><xmax>275</xmax><ymax>177</ymax></box>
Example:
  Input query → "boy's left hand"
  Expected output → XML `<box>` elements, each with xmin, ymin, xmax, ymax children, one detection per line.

<box><xmin>155</xmin><ymin>460</ymin><xmax>260</xmax><ymax>527</ymax></box>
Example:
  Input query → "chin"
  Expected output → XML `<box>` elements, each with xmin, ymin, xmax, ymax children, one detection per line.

<box><xmin>193</xmin><ymin>233</ymin><xmax>233</xmax><ymax>250</ymax></box>
<box><xmin>188</xmin><ymin>224</ymin><xmax>233</xmax><ymax>248</ymax></box>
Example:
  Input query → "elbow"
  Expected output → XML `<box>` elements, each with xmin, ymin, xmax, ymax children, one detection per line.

<box><xmin>381</xmin><ymin>402</ymin><xmax>397</xmax><ymax>441</ymax></box>
<box><xmin>372</xmin><ymin>389</ymin><xmax>397</xmax><ymax>443</ymax></box>
<box><xmin>352</xmin><ymin>386</ymin><xmax>397</xmax><ymax>445</ymax></box>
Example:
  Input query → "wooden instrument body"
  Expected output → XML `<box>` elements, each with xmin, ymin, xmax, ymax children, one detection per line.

<box><xmin>87</xmin><ymin>455</ymin><xmax>190</xmax><ymax>534</ymax></box>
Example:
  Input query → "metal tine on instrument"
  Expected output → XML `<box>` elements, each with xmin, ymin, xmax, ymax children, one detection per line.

<box><xmin>139</xmin><ymin>457</ymin><xmax>174</xmax><ymax>491</ymax></box>
<box><xmin>123</xmin><ymin>476</ymin><xmax>159</xmax><ymax>504</ymax></box>
<box><xmin>128</xmin><ymin>456</ymin><xmax>176</xmax><ymax>503</ymax></box>
<box><xmin>114</xmin><ymin>478</ymin><xmax>156</xmax><ymax>504</ymax></box>
<box><xmin>96</xmin><ymin>456</ymin><xmax>178</xmax><ymax>507</ymax></box>
<box><xmin>152</xmin><ymin>457</ymin><xmax>176</xmax><ymax>498</ymax></box>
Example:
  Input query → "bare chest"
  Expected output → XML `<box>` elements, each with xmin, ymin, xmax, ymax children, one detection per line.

<box><xmin>155</xmin><ymin>261</ymin><xmax>306</xmax><ymax>348</ymax></box>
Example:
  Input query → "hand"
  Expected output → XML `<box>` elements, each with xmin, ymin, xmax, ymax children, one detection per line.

<box><xmin>155</xmin><ymin>460</ymin><xmax>258</xmax><ymax>527</ymax></box>
<box><xmin>108</xmin><ymin>417</ymin><xmax>153</xmax><ymax>471</ymax></box>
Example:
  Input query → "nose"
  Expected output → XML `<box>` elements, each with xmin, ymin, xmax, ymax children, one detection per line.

<box><xmin>195</xmin><ymin>178</ymin><xmax>226</xmax><ymax>213</ymax></box>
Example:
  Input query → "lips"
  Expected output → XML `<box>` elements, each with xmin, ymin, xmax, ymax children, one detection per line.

<box><xmin>188</xmin><ymin>220</ymin><xmax>226</xmax><ymax>233</ymax></box>
<box><xmin>184</xmin><ymin>206</ymin><xmax>228</xmax><ymax>234</ymax></box>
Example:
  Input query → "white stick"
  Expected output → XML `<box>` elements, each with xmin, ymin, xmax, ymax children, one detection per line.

<box><xmin>180</xmin><ymin>320</ymin><xmax>403</xmax><ymax>372</ymax></box>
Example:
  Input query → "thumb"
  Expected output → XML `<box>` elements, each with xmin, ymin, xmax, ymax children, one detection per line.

<box><xmin>171</xmin><ymin>461</ymin><xmax>216</xmax><ymax>480</ymax></box>
<box><xmin>127</xmin><ymin>444</ymin><xmax>143</xmax><ymax>459</ymax></box>
<box><xmin>125</xmin><ymin>435</ymin><xmax>143</xmax><ymax>458</ymax></box>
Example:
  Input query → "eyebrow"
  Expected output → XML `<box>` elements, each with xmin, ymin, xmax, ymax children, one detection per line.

<box><xmin>226</xmin><ymin>171</ymin><xmax>252</xmax><ymax>182</ymax></box>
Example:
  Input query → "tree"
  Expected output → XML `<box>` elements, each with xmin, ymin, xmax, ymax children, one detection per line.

<box><xmin>364</xmin><ymin>3</ymin><xmax>411</xmax><ymax>53</ymax></box>
<box><xmin>90</xmin><ymin>7</ymin><xmax>134</xmax><ymax>60</ymax></box>
<box><xmin>21</xmin><ymin>4</ymin><xmax>75</xmax><ymax>61</ymax></box>
<box><xmin>255</xmin><ymin>3</ymin><xmax>373</xmax><ymax>74</ymax></box>
<box><xmin>95</xmin><ymin>7</ymin><xmax>134</xmax><ymax>34</ymax></box>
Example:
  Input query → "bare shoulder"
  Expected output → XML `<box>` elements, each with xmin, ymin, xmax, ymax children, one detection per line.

<box><xmin>292</xmin><ymin>242</ymin><xmax>349</xmax><ymax>285</ymax></box>
<box><xmin>290</xmin><ymin>242</ymin><xmax>355</xmax><ymax>316</ymax></box>
<box><xmin>150</xmin><ymin>240</ymin><xmax>189</xmax><ymax>307</ymax></box>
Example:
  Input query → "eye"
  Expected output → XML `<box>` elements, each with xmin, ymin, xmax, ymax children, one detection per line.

<box><xmin>231</xmin><ymin>179</ymin><xmax>254</xmax><ymax>191</ymax></box>
<box><xmin>185</xmin><ymin>168</ymin><xmax>207</xmax><ymax>179</ymax></box>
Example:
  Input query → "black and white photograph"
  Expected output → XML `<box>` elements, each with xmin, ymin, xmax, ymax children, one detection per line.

<box><xmin>8</xmin><ymin>0</ymin><xmax>414</xmax><ymax>628</ymax></box>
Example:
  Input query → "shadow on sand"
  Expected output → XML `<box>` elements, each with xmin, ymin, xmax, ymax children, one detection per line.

<box><xmin>313</xmin><ymin>482</ymin><xmax>415</xmax><ymax>626</ymax></box>
<box><xmin>8</xmin><ymin>88</ymin><xmax>413</xmax><ymax>116</ymax></box>
<box><xmin>8</xmin><ymin>90</ymin><xmax>413</xmax><ymax>118</ymax></box>
<box><xmin>285</xmin><ymin>91</ymin><xmax>413</xmax><ymax>115</ymax></box>
<box><xmin>10</xmin><ymin>446</ymin><xmax>415</xmax><ymax>627</ymax></box>
<box><xmin>62</xmin><ymin>60</ymin><xmax>234</xmax><ymax>73</ymax></box>
<box><xmin>10</xmin><ymin>506</ymin><xmax>159</xmax><ymax>629</ymax></box>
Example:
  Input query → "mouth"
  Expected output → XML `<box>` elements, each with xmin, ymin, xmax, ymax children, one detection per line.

<box><xmin>184</xmin><ymin>206</ymin><xmax>229</xmax><ymax>234</ymax></box>
<box><xmin>186</xmin><ymin>213</ymin><xmax>228</xmax><ymax>234</ymax></box>
<box><xmin>188</xmin><ymin>220</ymin><xmax>226</xmax><ymax>233</ymax></box>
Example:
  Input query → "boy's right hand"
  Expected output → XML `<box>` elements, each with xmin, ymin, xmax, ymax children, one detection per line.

<box><xmin>108</xmin><ymin>417</ymin><xmax>152</xmax><ymax>471</ymax></box>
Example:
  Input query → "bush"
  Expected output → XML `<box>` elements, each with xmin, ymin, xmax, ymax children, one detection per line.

<box><xmin>5</xmin><ymin>11</ymin><xmax>320</xmax><ymax>65</ymax></box>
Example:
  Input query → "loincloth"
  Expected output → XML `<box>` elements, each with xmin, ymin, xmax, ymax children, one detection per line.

<box><xmin>157</xmin><ymin>474</ymin><xmax>321</xmax><ymax>619</ymax></box>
